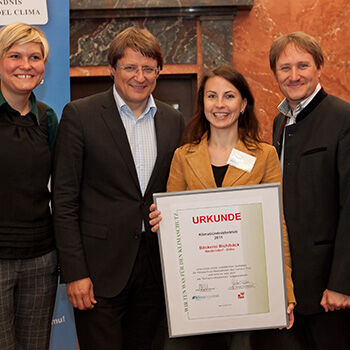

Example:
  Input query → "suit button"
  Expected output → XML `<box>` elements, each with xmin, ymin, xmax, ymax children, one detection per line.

<box><xmin>134</xmin><ymin>232</ymin><xmax>141</xmax><ymax>239</ymax></box>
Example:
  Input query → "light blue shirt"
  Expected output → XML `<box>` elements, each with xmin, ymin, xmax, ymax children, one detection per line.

<box><xmin>112</xmin><ymin>85</ymin><xmax>158</xmax><ymax>196</ymax></box>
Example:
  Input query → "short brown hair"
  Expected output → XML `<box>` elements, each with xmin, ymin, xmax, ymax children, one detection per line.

<box><xmin>181</xmin><ymin>65</ymin><xmax>261</xmax><ymax>149</ymax></box>
<box><xmin>0</xmin><ymin>22</ymin><xmax>49</xmax><ymax>62</ymax></box>
<box><xmin>269</xmin><ymin>31</ymin><xmax>324</xmax><ymax>74</ymax></box>
<box><xmin>108</xmin><ymin>27</ymin><xmax>163</xmax><ymax>69</ymax></box>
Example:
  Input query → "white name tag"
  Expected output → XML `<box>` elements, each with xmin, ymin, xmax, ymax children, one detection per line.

<box><xmin>227</xmin><ymin>148</ymin><xmax>256</xmax><ymax>173</ymax></box>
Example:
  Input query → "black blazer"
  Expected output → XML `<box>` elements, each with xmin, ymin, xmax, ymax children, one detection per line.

<box><xmin>53</xmin><ymin>88</ymin><xmax>184</xmax><ymax>297</ymax></box>
<box><xmin>273</xmin><ymin>89</ymin><xmax>350</xmax><ymax>314</ymax></box>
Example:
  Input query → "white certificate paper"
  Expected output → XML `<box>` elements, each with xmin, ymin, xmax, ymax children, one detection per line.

<box><xmin>154</xmin><ymin>184</ymin><xmax>288</xmax><ymax>337</ymax></box>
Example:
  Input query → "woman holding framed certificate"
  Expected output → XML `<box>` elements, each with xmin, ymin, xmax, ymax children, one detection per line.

<box><xmin>150</xmin><ymin>65</ymin><xmax>295</xmax><ymax>349</ymax></box>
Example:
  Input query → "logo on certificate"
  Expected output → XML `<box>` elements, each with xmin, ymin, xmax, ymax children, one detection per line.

<box><xmin>237</xmin><ymin>292</ymin><xmax>245</xmax><ymax>299</ymax></box>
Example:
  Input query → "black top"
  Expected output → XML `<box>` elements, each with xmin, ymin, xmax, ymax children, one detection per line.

<box><xmin>212</xmin><ymin>164</ymin><xmax>228</xmax><ymax>187</ymax></box>
<box><xmin>0</xmin><ymin>91</ymin><xmax>58</xmax><ymax>259</ymax></box>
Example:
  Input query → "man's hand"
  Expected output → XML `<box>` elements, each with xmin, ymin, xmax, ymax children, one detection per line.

<box><xmin>149</xmin><ymin>203</ymin><xmax>162</xmax><ymax>233</ymax></box>
<box><xmin>66</xmin><ymin>277</ymin><xmax>97</xmax><ymax>310</ymax></box>
<box><xmin>320</xmin><ymin>289</ymin><xmax>350</xmax><ymax>312</ymax></box>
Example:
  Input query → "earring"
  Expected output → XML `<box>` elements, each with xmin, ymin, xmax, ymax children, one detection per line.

<box><xmin>40</xmin><ymin>79</ymin><xmax>44</xmax><ymax>85</ymax></box>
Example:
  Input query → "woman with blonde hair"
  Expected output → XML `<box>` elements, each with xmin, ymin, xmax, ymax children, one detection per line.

<box><xmin>0</xmin><ymin>22</ymin><xmax>58</xmax><ymax>349</ymax></box>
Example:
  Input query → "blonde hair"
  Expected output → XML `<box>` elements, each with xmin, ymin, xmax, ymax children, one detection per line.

<box><xmin>0</xmin><ymin>22</ymin><xmax>49</xmax><ymax>62</ymax></box>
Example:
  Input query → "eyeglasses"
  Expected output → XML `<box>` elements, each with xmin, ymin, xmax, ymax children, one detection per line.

<box><xmin>116</xmin><ymin>63</ymin><xmax>160</xmax><ymax>76</ymax></box>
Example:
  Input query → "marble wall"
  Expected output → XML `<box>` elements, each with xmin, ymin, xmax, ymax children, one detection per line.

<box><xmin>232</xmin><ymin>0</ymin><xmax>350</xmax><ymax>141</ymax></box>
<box><xmin>69</xmin><ymin>0</ymin><xmax>349</xmax><ymax>141</ymax></box>
<box><xmin>69</xmin><ymin>2</ymin><xmax>238</xmax><ymax>68</ymax></box>
<box><xmin>70</xmin><ymin>18</ymin><xmax>198</xmax><ymax>66</ymax></box>
<box><xmin>70</xmin><ymin>0</ymin><xmax>253</xmax><ymax>10</ymax></box>
<box><xmin>202</xmin><ymin>18</ymin><xmax>233</xmax><ymax>68</ymax></box>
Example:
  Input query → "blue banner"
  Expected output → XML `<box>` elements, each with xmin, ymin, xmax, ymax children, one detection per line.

<box><xmin>35</xmin><ymin>0</ymin><xmax>70</xmax><ymax>117</ymax></box>
<box><xmin>34</xmin><ymin>1</ymin><xmax>77</xmax><ymax>349</ymax></box>
<box><xmin>49</xmin><ymin>283</ymin><xmax>77</xmax><ymax>349</ymax></box>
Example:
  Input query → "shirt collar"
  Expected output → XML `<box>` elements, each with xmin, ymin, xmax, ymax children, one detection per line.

<box><xmin>0</xmin><ymin>90</ymin><xmax>40</xmax><ymax>124</ymax></box>
<box><xmin>277</xmin><ymin>83</ymin><xmax>322</xmax><ymax>118</ymax></box>
<box><xmin>112</xmin><ymin>85</ymin><xmax>157</xmax><ymax>119</ymax></box>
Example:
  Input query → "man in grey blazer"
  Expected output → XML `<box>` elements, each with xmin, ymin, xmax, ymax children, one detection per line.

<box><xmin>53</xmin><ymin>27</ymin><xmax>184</xmax><ymax>349</ymax></box>
<box><xmin>270</xmin><ymin>32</ymin><xmax>350</xmax><ymax>349</ymax></box>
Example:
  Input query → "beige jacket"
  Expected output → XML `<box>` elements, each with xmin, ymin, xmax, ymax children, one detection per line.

<box><xmin>167</xmin><ymin>134</ymin><xmax>295</xmax><ymax>303</ymax></box>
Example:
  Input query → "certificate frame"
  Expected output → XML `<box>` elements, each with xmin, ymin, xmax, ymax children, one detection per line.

<box><xmin>154</xmin><ymin>183</ymin><xmax>288</xmax><ymax>337</ymax></box>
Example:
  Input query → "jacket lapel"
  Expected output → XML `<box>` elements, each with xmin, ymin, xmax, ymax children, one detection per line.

<box><xmin>222</xmin><ymin>139</ymin><xmax>251</xmax><ymax>187</ymax></box>
<box><xmin>145</xmin><ymin>106</ymin><xmax>167</xmax><ymax>195</ymax></box>
<box><xmin>185</xmin><ymin>136</ymin><xmax>217</xmax><ymax>189</ymax></box>
<box><xmin>273</xmin><ymin>114</ymin><xmax>286</xmax><ymax>157</ymax></box>
<box><xmin>184</xmin><ymin>136</ymin><xmax>256</xmax><ymax>188</ymax></box>
<box><xmin>99</xmin><ymin>88</ymin><xmax>141</xmax><ymax>193</ymax></box>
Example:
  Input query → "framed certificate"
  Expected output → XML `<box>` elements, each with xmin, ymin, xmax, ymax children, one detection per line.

<box><xmin>154</xmin><ymin>183</ymin><xmax>288</xmax><ymax>337</ymax></box>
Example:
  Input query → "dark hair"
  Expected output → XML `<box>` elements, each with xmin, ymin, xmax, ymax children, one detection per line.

<box><xmin>181</xmin><ymin>65</ymin><xmax>261</xmax><ymax>148</ymax></box>
<box><xmin>108</xmin><ymin>26</ymin><xmax>163</xmax><ymax>69</ymax></box>
<box><xmin>269</xmin><ymin>31</ymin><xmax>324</xmax><ymax>74</ymax></box>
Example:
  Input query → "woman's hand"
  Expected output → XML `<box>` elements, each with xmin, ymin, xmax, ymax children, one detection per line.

<box><xmin>149</xmin><ymin>203</ymin><xmax>162</xmax><ymax>232</ymax></box>
<box><xmin>279</xmin><ymin>302</ymin><xmax>295</xmax><ymax>330</ymax></box>
<box><xmin>286</xmin><ymin>302</ymin><xmax>295</xmax><ymax>329</ymax></box>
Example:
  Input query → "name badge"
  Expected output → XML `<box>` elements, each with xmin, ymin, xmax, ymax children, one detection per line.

<box><xmin>227</xmin><ymin>148</ymin><xmax>256</xmax><ymax>173</ymax></box>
